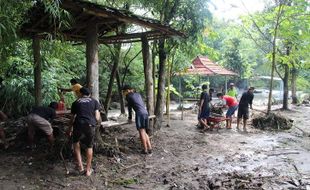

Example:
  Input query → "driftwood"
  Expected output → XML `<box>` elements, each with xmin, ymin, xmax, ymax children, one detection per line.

<box><xmin>267</xmin><ymin>151</ymin><xmax>300</xmax><ymax>156</ymax></box>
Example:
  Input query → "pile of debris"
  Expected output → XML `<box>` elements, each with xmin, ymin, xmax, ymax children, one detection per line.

<box><xmin>202</xmin><ymin>173</ymin><xmax>264</xmax><ymax>189</ymax></box>
<box><xmin>252</xmin><ymin>112</ymin><xmax>293</xmax><ymax>130</ymax></box>
<box><xmin>1</xmin><ymin>114</ymin><xmax>128</xmax><ymax>159</ymax></box>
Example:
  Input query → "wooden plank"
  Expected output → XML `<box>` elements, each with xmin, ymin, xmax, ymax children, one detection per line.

<box><xmin>101</xmin><ymin>116</ymin><xmax>155</xmax><ymax>128</ymax></box>
<box><xmin>101</xmin><ymin>121</ymin><xmax>129</xmax><ymax>128</ymax></box>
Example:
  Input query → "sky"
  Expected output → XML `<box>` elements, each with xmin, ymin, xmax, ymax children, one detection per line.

<box><xmin>209</xmin><ymin>0</ymin><xmax>266</xmax><ymax>20</ymax></box>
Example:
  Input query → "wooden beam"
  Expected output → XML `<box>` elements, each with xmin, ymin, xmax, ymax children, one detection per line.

<box><xmin>82</xmin><ymin>9</ymin><xmax>179</xmax><ymax>36</ymax></box>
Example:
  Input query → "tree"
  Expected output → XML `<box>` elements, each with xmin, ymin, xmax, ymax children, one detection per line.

<box><xmin>136</xmin><ymin>0</ymin><xmax>211</xmax><ymax>131</ymax></box>
<box><xmin>222</xmin><ymin>38</ymin><xmax>245</xmax><ymax>78</ymax></box>
<box><xmin>241</xmin><ymin>0</ymin><xmax>310</xmax><ymax>112</ymax></box>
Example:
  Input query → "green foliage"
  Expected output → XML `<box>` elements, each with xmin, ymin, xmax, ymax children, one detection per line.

<box><xmin>222</xmin><ymin>38</ymin><xmax>245</xmax><ymax>78</ymax></box>
<box><xmin>0</xmin><ymin>39</ymin><xmax>87</xmax><ymax>116</ymax></box>
<box><xmin>165</xmin><ymin>84</ymin><xmax>182</xmax><ymax>98</ymax></box>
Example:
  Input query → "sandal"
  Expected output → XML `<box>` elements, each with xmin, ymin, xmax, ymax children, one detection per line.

<box><xmin>140</xmin><ymin>150</ymin><xmax>148</xmax><ymax>154</ymax></box>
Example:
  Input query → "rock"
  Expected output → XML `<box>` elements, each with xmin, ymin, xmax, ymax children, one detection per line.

<box><xmin>110</xmin><ymin>102</ymin><xmax>121</xmax><ymax>109</ymax></box>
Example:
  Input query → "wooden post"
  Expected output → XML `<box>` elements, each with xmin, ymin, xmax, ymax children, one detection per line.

<box><xmin>141</xmin><ymin>35</ymin><xmax>154</xmax><ymax>131</ymax></box>
<box><xmin>86</xmin><ymin>22</ymin><xmax>99</xmax><ymax>101</ymax></box>
<box><xmin>33</xmin><ymin>36</ymin><xmax>42</xmax><ymax>106</ymax></box>
<box><xmin>225</xmin><ymin>76</ymin><xmax>227</xmax><ymax>94</ymax></box>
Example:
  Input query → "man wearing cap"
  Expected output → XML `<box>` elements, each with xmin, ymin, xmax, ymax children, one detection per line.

<box><xmin>227</xmin><ymin>83</ymin><xmax>238</xmax><ymax>98</ymax></box>
<box><xmin>237</xmin><ymin>87</ymin><xmax>255</xmax><ymax>132</ymax></box>
<box><xmin>26</xmin><ymin>102</ymin><xmax>58</xmax><ymax>149</ymax></box>
<box><xmin>68</xmin><ymin>87</ymin><xmax>101</xmax><ymax>176</ymax></box>
<box><xmin>122</xmin><ymin>85</ymin><xmax>152</xmax><ymax>154</ymax></box>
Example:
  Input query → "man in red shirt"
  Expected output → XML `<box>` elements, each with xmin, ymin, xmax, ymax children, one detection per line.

<box><xmin>216</xmin><ymin>93</ymin><xmax>239</xmax><ymax>129</ymax></box>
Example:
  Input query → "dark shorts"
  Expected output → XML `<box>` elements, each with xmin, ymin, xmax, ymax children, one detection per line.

<box><xmin>135</xmin><ymin>113</ymin><xmax>149</xmax><ymax>130</ymax></box>
<box><xmin>237</xmin><ymin>106</ymin><xmax>249</xmax><ymax>119</ymax></box>
<box><xmin>226</xmin><ymin>105</ymin><xmax>238</xmax><ymax>117</ymax></box>
<box><xmin>199</xmin><ymin>108</ymin><xmax>210</xmax><ymax>119</ymax></box>
<box><xmin>73</xmin><ymin>121</ymin><xmax>95</xmax><ymax>148</ymax></box>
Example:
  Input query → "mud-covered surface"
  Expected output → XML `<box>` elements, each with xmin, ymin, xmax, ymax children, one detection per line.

<box><xmin>1</xmin><ymin>105</ymin><xmax>310</xmax><ymax>190</ymax></box>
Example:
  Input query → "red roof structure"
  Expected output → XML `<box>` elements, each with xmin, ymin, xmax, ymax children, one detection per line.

<box><xmin>183</xmin><ymin>56</ymin><xmax>238</xmax><ymax>76</ymax></box>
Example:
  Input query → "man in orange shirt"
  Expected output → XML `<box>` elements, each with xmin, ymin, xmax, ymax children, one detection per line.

<box><xmin>59</xmin><ymin>79</ymin><xmax>82</xmax><ymax>98</ymax></box>
<box><xmin>216</xmin><ymin>93</ymin><xmax>238</xmax><ymax>129</ymax></box>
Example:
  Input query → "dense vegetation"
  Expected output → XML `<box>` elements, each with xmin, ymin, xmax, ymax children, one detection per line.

<box><xmin>0</xmin><ymin>0</ymin><xmax>309</xmax><ymax>116</ymax></box>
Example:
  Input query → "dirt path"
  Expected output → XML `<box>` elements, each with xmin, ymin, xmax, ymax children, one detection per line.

<box><xmin>1</xmin><ymin>105</ymin><xmax>310</xmax><ymax>189</ymax></box>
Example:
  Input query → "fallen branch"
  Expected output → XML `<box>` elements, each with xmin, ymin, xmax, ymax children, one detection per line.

<box><xmin>119</xmin><ymin>163</ymin><xmax>143</xmax><ymax>172</ymax></box>
<box><xmin>294</xmin><ymin>126</ymin><xmax>310</xmax><ymax>137</ymax></box>
<box><xmin>44</xmin><ymin>179</ymin><xmax>66</xmax><ymax>188</ymax></box>
<box><xmin>267</xmin><ymin>151</ymin><xmax>300</xmax><ymax>156</ymax></box>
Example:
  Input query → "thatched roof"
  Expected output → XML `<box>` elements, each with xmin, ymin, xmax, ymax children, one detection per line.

<box><xmin>20</xmin><ymin>0</ymin><xmax>184</xmax><ymax>44</ymax></box>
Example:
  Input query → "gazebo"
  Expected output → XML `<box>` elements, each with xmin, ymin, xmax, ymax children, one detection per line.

<box><xmin>181</xmin><ymin>56</ymin><xmax>238</xmax><ymax>93</ymax></box>
<box><xmin>20</xmin><ymin>0</ymin><xmax>184</xmax><ymax>118</ymax></box>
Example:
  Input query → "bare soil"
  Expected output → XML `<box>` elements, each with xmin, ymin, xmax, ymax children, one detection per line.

<box><xmin>1</xmin><ymin>104</ymin><xmax>310</xmax><ymax>190</ymax></box>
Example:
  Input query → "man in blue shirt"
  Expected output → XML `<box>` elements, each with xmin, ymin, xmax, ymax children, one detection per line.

<box><xmin>122</xmin><ymin>85</ymin><xmax>152</xmax><ymax>154</ymax></box>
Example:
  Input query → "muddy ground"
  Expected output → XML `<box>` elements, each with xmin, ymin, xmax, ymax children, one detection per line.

<box><xmin>1</xmin><ymin>104</ymin><xmax>310</xmax><ymax>190</ymax></box>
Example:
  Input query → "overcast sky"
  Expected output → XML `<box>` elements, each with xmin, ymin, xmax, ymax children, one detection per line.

<box><xmin>209</xmin><ymin>0</ymin><xmax>265</xmax><ymax>20</ymax></box>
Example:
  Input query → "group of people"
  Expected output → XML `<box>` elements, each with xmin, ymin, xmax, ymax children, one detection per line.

<box><xmin>1</xmin><ymin>79</ymin><xmax>152</xmax><ymax>176</ymax></box>
<box><xmin>198</xmin><ymin>83</ymin><xmax>255</xmax><ymax>132</ymax></box>
<box><xmin>26</xmin><ymin>82</ymin><xmax>100</xmax><ymax>176</ymax></box>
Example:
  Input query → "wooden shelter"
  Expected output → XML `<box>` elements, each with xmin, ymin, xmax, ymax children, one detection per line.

<box><xmin>185</xmin><ymin>56</ymin><xmax>238</xmax><ymax>76</ymax></box>
<box><xmin>20</xmin><ymin>0</ymin><xmax>184</xmax><ymax>117</ymax></box>
<box><xmin>180</xmin><ymin>56</ymin><xmax>238</xmax><ymax>92</ymax></box>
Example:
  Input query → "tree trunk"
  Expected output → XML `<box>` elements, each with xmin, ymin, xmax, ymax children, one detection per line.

<box><xmin>267</xmin><ymin>4</ymin><xmax>284</xmax><ymax>114</ymax></box>
<box><xmin>282</xmin><ymin>45</ymin><xmax>291</xmax><ymax>110</ymax></box>
<box><xmin>154</xmin><ymin>39</ymin><xmax>167</xmax><ymax>131</ymax></box>
<box><xmin>166</xmin><ymin>59</ymin><xmax>171</xmax><ymax>127</ymax></box>
<box><xmin>291</xmin><ymin>67</ymin><xmax>298</xmax><ymax>104</ymax></box>
<box><xmin>86</xmin><ymin>22</ymin><xmax>99</xmax><ymax>101</ymax></box>
<box><xmin>33</xmin><ymin>37</ymin><xmax>42</xmax><ymax>106</ymax></box>
<box><xmin>104</xmin><ymin>43</ymin><xmax>121</xmax><ymax>117</ymax></box>
<box><xmin>166</xmin><ymin>61</ymin><xmax>171</xmax><ymax>116</ymax></box>
<box><xmin>282</xmin><ymin>64</ymin><xmax>289</xmax><ymax>109</ymax></box>
<box><xmin>116</xmin><ymin>69</ymin><xmax>125</xmax><ymax>114</ymax></box>
<box><xmin>142</xmin><ymin>35</ymin><xmax>155</xmax><ymax>134</ymax></box>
